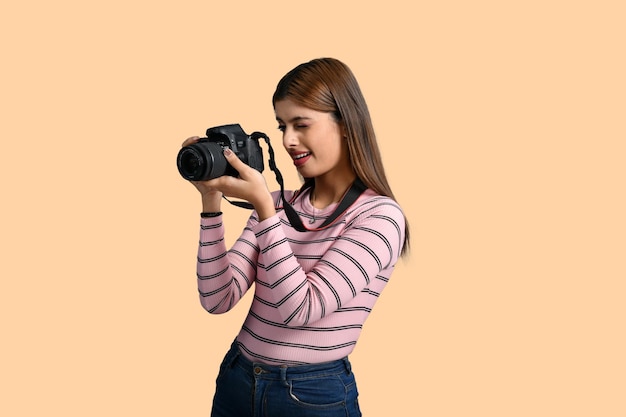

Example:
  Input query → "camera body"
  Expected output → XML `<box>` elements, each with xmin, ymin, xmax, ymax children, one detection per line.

<box><xmin>177</xmin><ymin>124</ymin><xmax>264</xmax><ymax>181</ymax></box>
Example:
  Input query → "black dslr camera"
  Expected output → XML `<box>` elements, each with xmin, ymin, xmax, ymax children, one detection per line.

<box><xmin>177</xmin><ymin>124</ymin><xmax>264</xmax><ymax>181</ymax></box>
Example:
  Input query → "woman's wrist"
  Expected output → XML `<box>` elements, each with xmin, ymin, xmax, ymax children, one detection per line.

<box><xmin>201</xmin><ymin>192</ymin><xmax>222</xmax><ymax>213</ymax></box>
<box><xmin>253</xmin><ymin>193</ymin><xmax>277</xmax><ymax>221</ymax></box>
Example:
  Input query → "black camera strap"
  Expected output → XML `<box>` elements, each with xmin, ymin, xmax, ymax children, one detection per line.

<box><xmin>283</xmin><ymin>177</ymin><xmax>367</xmax><ymax>232</ymax></box>
<box><xmin>225</xmin><ymin>132</ymin><xmax>367</xmax><ymax>232</ymax></box>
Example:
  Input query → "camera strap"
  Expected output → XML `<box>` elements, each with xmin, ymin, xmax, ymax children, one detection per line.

<box><xmin>225</xmin><ymin>132</ymin><xmax>367</xmax><ymax>232</ymax></box>
<box><xmin>283</xmin><ymin>177</ymin><xmax>367</xmax><ymax>232</ymax></box>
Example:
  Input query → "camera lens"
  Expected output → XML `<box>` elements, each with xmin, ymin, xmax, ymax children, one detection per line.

<box><xmin>177</xmin><ymin>141</ymin><xmax>228</xmax><ymax>181</ymax></box>
<box><xmin>178</xmin><ymin>149</ymin><xmax>203</xmax><ymax>178</ymax></box>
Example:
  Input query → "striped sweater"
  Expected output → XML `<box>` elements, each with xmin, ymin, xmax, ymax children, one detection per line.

<box><xmin>197</xmin><ymin>187</ymin><xmax>406</xmax><ymax>365</ymax></box>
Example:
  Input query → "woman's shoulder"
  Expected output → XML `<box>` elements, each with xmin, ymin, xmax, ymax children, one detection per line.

<box><xmin>344</xmin><ymin>189</ymin><xmax>406</xmax><ymax>226</ymax></box>
<box><xmin>356</xmin><ymin>189</ymin><xmax>404</xmax><ymax>211</ymax></box>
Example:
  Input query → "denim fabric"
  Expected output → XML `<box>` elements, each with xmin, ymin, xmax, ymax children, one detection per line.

<box><xmin>210</xmin><ymin>341</ymin><xmax>362</xmax><ymax>417</ymax></box>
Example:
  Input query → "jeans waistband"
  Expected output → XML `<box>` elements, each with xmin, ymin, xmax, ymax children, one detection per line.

<box><xmin>224</xmin><ymin>341</ymin><xmax>352</xmax><ymax>380</ymax></box>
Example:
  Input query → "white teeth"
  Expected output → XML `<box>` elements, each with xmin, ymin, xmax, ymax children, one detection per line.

<box><xmin>293</xmin><ymin>152</ymin><xmax>310</xmax><ymax>160</ymax></box>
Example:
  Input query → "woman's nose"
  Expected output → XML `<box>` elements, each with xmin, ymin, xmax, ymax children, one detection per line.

<box><xmin>282</xmin><ymin>128</ymin><xmax>298</xmax><ymax>148</ymax></box>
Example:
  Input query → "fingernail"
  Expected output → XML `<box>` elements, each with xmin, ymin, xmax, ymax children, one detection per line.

<box><xmin>224</xmin><ymin>148</ymin><xmax>232</xmax><ymax>156</ymax></box>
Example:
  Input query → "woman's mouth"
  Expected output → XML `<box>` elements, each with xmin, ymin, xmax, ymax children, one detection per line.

<box><xmin>292</xmin><ymin>152</ymin><xmax>311</xmax><ymax>167</ymax></box>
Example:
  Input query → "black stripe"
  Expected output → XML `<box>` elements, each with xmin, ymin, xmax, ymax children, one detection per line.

<box><xmin>231</xmin><ymin>264</ymin><xmax>252</xmax><ymax>287</ymax></box>
<box><xmin>242</xmin><ymin>326</ymin><xmax>356</xmax><ymax>351</ymax></box>
<box><xmin>255</xmin><ymin>221</ymin><xmax>280</xmax><ymax>238</ymax></box>
<box><xmin>256</xmin><ymin>266</ymin><xmax>299</xmax><ymax>289</ymax></box>
<box><xmin>313</xmin><ymin>285</ymin><xmax>326</xmax><ymax>319</ymax></box>
<box><xmin>285</xmin><ymin>296</ymin><xmax>309</xmax><ymax>325</ymax></box>
<box><xmin>229</xmin><ymin>249</ymin><xmax>256</xmax><ymax>270</ymax></box>
<box><xmin>329</xmin><ymin>246</ymin><xmax>373</xmax><ymax>285</ymax></box>
<box><xmin>353</xmin><ymin>226</ymin><xmax>393</xmax><ymax>265</ymax></box>
<box><xmin>263</xmin><ymin>253</ymin><xmax>295</xmax><ymax>271</ymax></box>
<box><xmin>197</xmin><ymin>252</ymin><xmax>226</xmax><ymax>263</ymax></box>
<box><xmin>200</xmin><ymin>223</ymin><xmax>222</xmax><ymax>230</ymax></box>
<box><xmin>199</xmin><ymin>238</ymin><xmax>223</xmax><ymax>247</ymax></box>
<box><xmin>197</xmin><ymin>265</ymin><xmax>229</xmax><ymax>280</ymax></box>
<box><xmin>311</xmin><ymin>269</ymin><xmax>343</xmax><ymax>306</ymax></box>
<box><xmin>198</xmin><ymin>280</ymin><xmax>231</xmax><ymax>297</ymax></box>
<box><xmin>261</xmin><ymin>237</ymin><xmax>289</xmax><ymax>254</ymax></box>
<box><xmin>318</xmin><ymin>259</ymin><xmax>357</xmax><ymax>297</ymax></box>
<box><xmin>248</xmin><ymin>310</ymin><xmax>361</xmax><ymax>331</ymax></box>
<box><xmin>336</xmin><ymin>306</ymin><xmax>372</xmax><ymax>313</ymax></box>
<box><xmin>341</xmin><ymin>237</ymin><xmax>381</xmax><ymax>270</ymax></box>
<box><xmin>235</xmin><ymin>236</ymin><xmax>260</xmax><ymax>253</ymax></box>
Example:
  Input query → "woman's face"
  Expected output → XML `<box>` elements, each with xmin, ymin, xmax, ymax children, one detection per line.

<box><xmin>274</xmin><ymin>99</ymin><xmax>353</xmax><ymax>181</ymax></box>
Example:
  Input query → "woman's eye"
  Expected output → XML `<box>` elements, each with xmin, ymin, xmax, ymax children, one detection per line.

<box><xmin>277</xmin><ymin>124</ymin><xmax>307</xmax><ymax>132</ymax></box>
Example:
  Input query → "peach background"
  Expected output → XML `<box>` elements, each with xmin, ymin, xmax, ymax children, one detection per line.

<box><xmin>1</xmin><ymin>1</ymin><xmax>624</xmax><ymax>416</ymax></box>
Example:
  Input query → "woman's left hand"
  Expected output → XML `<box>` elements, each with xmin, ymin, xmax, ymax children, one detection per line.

<box><xmin>205</xmin><ymin>149</ymin><xmax>277</xmax><ymax>221</ymax></box>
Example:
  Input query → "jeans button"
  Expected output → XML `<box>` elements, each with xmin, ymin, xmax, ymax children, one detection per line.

<box><xmin>254</xmin><ymin>366</ymin><xmax>262</xmax><ymax>375</ymax></box>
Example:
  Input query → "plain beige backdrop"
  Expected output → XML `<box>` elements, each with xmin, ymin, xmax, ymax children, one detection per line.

<box><xmin>1</xmin><ymin>1</ymin><xmax>624</xmax><ymax>416</ymax></box>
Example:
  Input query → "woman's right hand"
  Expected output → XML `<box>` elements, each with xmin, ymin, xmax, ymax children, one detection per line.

<box><xmin>181</xmin><ymin>136</ymin><xmax>223</xmax><ymax>212</ymax></box>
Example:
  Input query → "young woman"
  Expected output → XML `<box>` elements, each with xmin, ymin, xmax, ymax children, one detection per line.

<box><xmin>182</xmin><ymin>57</ymin><xmax>410</xmax><ymax>417</ymax></box>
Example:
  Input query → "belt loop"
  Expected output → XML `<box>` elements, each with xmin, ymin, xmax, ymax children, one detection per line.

<box><xmin>227</xmin><ymin>341</ymin><xmax>241</xmax><ymax>369</ymax></box>
<box><xmin>280</xmin><ymin>365</ymin><xmax>289</xmax><ymax>386</ymax></box>
<box><xmin>343</xmin><ymin>358</ymin><xmax>352</xmax><ymax>375</ymax></box>
<box><xmin>229</xmin><ymin>350</ymin><xmax>240</xmax><ymax>369</ymax></box>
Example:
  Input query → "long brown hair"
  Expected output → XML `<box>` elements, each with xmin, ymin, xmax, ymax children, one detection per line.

<box><xmin>272</xmin><ymin>57</ymin><xmax>410</xmax><ymax>256</ymax></box>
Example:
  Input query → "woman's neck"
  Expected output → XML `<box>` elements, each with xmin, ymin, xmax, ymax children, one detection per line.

<box><xmin>311</xmin><ymin>172</ymin><xmax>357</xmax><ymax>209</ymax></box>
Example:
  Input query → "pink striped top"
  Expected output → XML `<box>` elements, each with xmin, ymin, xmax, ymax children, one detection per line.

<box><xmin>196</xmin><ymin>187</ymin><xmax>406</xmax><ymax>365</ymax></box>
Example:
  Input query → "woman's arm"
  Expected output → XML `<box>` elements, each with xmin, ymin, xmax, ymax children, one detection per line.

<box><xmin>182</xmin><ymin>142</ymin><xmax>275</xmax><ymax>313</ymax></box>
<box><xmin>253</xmin><ymin>199</ymin><xmax>406</xmax><ymax>326</ymax></box>
<box><xmin>196</xmin><ymin>214</ymin><xmax>261</xmax><ymax>314</ymax></box>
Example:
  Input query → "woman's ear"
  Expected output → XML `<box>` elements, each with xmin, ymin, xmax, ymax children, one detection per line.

<box><xmin>340</xmin><ymin>122</ymin><xmax>348</xmax><ymax>139</ymax></box>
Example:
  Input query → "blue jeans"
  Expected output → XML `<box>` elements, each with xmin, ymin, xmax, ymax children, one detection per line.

<box><xmin>210</xmin><ymin>341</ymin><xmax>362</xmax><ymax>417</ymax></box>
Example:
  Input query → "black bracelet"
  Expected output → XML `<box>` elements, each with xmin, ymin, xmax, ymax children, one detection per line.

<box><xmin>200</xmin><ymin>212</ymin><xmax>223</xmax><ymax>218</ymax></box>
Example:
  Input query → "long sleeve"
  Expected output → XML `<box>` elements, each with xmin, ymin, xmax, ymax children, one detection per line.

<box><xmin>252</xmin><ymin>198</ymin><xmax>405</xmax><ymax>326</ymax></box>
<box><xmin>196</xmin><ymin>215</ymin><xmax>260</xmax><ymax>314</ymax></box>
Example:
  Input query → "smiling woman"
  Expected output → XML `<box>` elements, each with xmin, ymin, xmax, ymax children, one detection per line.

<box><xmin>181</xmin><ymin>57</ymin><xmax>410</xmax><ymax>417</ymax></box>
